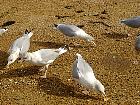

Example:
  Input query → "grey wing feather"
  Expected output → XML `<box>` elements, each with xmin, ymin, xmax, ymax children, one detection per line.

<box><xmin>121</xmin><ymin>16</ymin><xmax>140</xmax><ymax>28</ymax></box>
<box><xmin>19</xmin><ymin>38</ymin><xmax>30</xmax><ymax>54</ymax></box>
<box><xmin>77</xmin><ymin>56</ymin><xmax>95</xmax><ymax>78</ymax></box>
<box><xmin>72</xmin><ymin>59</ymin><xmax>80</xmax><ymax>79</ymax></box>
<box><xmin>8</xmin><ymin>37</ymin><xmax>24</xmax><ymax>53</ymax></box>
<box><xmin>37</xmin><ymin>49</ymin><xmax>60</xmax><ymax>62</ymax></box>
<box><xmin>9</xmin><ymin>36</ymin><xmax>30</xmax><ymax>54</ymax></box>
<box><xmin>58</xmin><ymin>24</ymin><xmax>81</xmax><ymax>37</ymax></box>
<box><xmin>135</xmin><ymin>35</ymin><xmax>140</xmax><ymax>49</ymax></box>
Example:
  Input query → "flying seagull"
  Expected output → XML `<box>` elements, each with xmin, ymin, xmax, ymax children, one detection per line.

<box><xmin>22</xmin><ymin>46</ymin><xmax>68</xmax><ymax>78</ymax></box>
<box><xmin>7</xmin><ymin>29</ymin><xmax>33</xmax><ymax>68</ymax></box>
<box><xmin>54</xmin><ymin>24</ymin><xmax>96</xmax><ymax>46</ymax></box>
<box><xmin>72</xmin><ymin>53</ymin><xmax>108</xmax><ymax>101</ymax></box>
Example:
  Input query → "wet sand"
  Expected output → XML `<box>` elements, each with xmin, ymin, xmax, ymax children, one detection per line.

<box><xmin>0</xmin><ymin>0</ymin><xmax>140</xmax><ymax>105</ymax></box>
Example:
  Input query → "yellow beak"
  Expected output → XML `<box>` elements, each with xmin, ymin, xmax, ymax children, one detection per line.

<box><xmin>102</xmin><ymin>93</ymin><xmax>109</xmax><ymax>102</ymax></box>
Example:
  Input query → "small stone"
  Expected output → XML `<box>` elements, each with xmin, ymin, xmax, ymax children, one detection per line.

<box><xmin>14</xmin><ymin>82</ymin><xmax>18</xmax><ymax>84</ymax></box>
<box><xmin>9</xmin><ymin>79</ymin><xmax>12</xmax><ymax>82</ymax></box>
<box><xmin>113</xmin><ymin>56</ymin><xmax>116</xmax><ymax>59</ymax></box>
<box><xmin>82</xmin><ymin>90</ymin><xmax>89</xmax><ymax>95</ymax></box>
<box><xmin>133</xmin><ymin>60</ymin><xmax>139</xmax><ymax>65</ymax></box>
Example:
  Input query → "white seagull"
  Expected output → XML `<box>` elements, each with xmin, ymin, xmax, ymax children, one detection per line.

<box><xmin>54</xmin><ymin>24</ymin><xmax>96</xmax><ymax>46</ymax></box>
<box><xmin>22</xmin><ymin>46</ymin><xmax>68</xmax><ymax>78</ymax></box>
<box><xmin>72</xmin><ymin>53</ymin><xmax>108</xmax><ymax>101</ymax></box>
<box><xmin>7</xmin><ymin>29</ymin><xmax>33</xmax><ymax>67</ymax></box>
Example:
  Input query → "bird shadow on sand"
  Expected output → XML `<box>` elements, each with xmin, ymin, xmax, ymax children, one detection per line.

<box><xmin>37</xmin><ymin>77</ymin><xmax>98</xmax><ymax>100</ymax></box>
<box><xmin>0</xmin><ymin>66</ymin><xmax>40</xmax><ymax>79</ymax></box>
<box><xmin>32</xmin><ymin>41</ymin><xmax>94</xmax><ymax>49</ymax></box>
<box><xmin>0</xmin><ymin>20</ymin><xmax>15</xmax><ymax>28</ymax></box>
<box><xmin>101</xmin><ymin>32</ymin><xmax>129</xmax><ymax>39</ymax></box>
<box><xmin>134</xmin><ymin>49</ymin><xmax>140</xmax><ymax>54</ymax></box>
<box><xmin>0</xmin><ymin>50</ymin><xmax>9</xmax><ymax>70</ymax></box>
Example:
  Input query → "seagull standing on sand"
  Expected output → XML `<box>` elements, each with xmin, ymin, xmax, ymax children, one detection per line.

<box><xmin>54</xmin><ymin>24</ymin><xmax>96</xmax><ymax>46</ymax></box>
<box><xmin>22</xmin><ymin>46</ymin><xmax>68</xmax><ymax>78</ymax></box>
<box><xmin>0</xmin><ymin>28</ymin><xmax>8</xmax><ymax>35</ymax></box>
<box><xmin>72</xmin><ymin>53</ymin><xmax>108</xmax><ymax>101</ymax></box>
<box><xmin>121</xmin><ymin>16</ymin><xmax>140</xmax><ymax>28</ymax></box>
<box><xmin>7</xmin><ymin>29</ymin><xmax>33</xmax><ymax>67</ymax></box>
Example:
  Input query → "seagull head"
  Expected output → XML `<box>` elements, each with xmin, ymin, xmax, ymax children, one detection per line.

<box><xmin>3</xmin><ymin>28</ymin><xmax>8</xmax><ymax>32</ymax></box>
<box><xmin>76</xmin><ymin>53</ymin><xmax>82</xmax><ymax>57</ymax></box>
<box><xmin>94</xmin><ymin>80</ymin><xmax>109</xmax><ymax>101</ymax></box>
<box><xmin>54</xmin><ymin>24</ymin><xmax>58</xmax><ymax>27</ymax></box>
<box><xmin>120</xmin><ymin>19</ymin><xmax>128</xmax><ymax>25</ymax></box>
<box><xmin>94</xmin><ymin>80</ymin><xmax>105</xmax><ymax>95</ymax></box>
<box><xmin>7</xmin><ymin>53</ymin><xmax>19</xmax><ymax>68</ymax></box>
<box><xmin>23</xmin><ymin>29</ymin><xmax>33</xmax><ymax>38</ymax></box>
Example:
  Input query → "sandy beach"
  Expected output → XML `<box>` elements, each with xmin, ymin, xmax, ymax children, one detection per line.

<box><xmin>0</xmin><ymin>0</ymin><xmax>140</xmax><ymax>104</ymax></box>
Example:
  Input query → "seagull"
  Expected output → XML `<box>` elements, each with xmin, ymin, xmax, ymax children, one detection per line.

<box><xmin>0</xmin><ymin>28</ymin><xmax>8</xmax><ymax>35</ymax></box>
<box><xmin>54</xmin><ymin>24</ymin><xmax>96</xmax><ymax>46</ymax></box>
<box><xmin>121</xmin><ymin>16</ymin><xmax>140</xmax><ymax>28</ymax></box>
<box><xmin>135</xmin><ymin>34</ymin><xmax>140</xmax><ymax>50</ymax></box>
<box><xmin>7</xmin><ymin>29</ymin><xmax>33</xmax><ymax>68</ymax></box>
<box><xmin>72</xmin><ymin>53</ymin><xmax>108</xmax><ymax>101</ymax></box>
<box><xmin>22</xmin><ymin>46</ymin><xmax>68</xmax><ymax>78</ymax></box>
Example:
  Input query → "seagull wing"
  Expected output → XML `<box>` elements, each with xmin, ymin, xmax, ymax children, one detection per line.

<box><xmin>19</xmin><ymin>38</ymin><xmax>30</xmax><ymax>54</ymax></box>
<box><xmin>58</xmin><ymin>24</ymin><xmax>82</xmax><ymax>37</ymax></box>
<box><xmin>77</xmin><ymin>55</ymin><xmax>96</xmax><ymax>80</ymax></box>
<box><xmin>36</xmin><ymin>49</ymin><xmax>60</xmax><ymax>63</ymax></box>
<box><xmin>8</xmin><ymin>36</ymin><xmax>30</xmax><ymax>54</ymax></box>
<box><xmin>72</xmin><ymin>58</ymin><xmax>81</xmax><ymax>79</ymax></box>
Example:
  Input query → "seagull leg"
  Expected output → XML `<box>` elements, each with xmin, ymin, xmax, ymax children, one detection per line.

<box><xmin>40</xmin><ymin>65</ymin><xmax>49</xmax><ymax>78</ymax></box>
<box><xmin>39</xmin><ymin>66</ymin><xmax>46</xmax><ymax>72</ymax></box>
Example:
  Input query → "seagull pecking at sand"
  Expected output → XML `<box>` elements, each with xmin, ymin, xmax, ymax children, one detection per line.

<box><xmin>22</xmin><ymin>46</ymin><xmax>68</xmax><ymax>78</ymax></box>
<box><xmin>54</xmin><ymin>24</ymin><xmax>96</xmax><ymax>46</ymax></box>
<box><xmin>7</xmin><ymin>29</ymin><xmax>33</xmax><ymax>68</ymax></box>
<box><xmin>72</xmin><ymin>53</ymin><xmax>108</xmax><ymax>101</ymax></box>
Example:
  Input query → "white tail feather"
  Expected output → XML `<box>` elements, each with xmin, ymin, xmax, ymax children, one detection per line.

<box><xmin>58</xmin><ymin>47</ymin><xmax>67</xmax><ymax>55</ymax></box>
